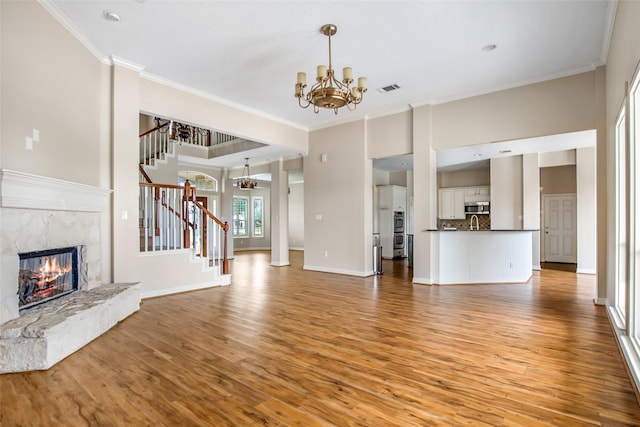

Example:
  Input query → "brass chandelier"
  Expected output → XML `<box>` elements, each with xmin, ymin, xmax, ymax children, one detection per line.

<box><xmin>295</xmin><ymin>24</ymin><xmax>367</xmax><ymax>114</ymax></box>
<box><xmin>237</xmin><ymin>158</ymin><xmax>258</xmax><ymax>190</ymax></box>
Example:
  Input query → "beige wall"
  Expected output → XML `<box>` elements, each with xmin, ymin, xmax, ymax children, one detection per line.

<box><xmin>540</xmin><ymin>165</ymin><xmax>577</xmax><ymax>195</ymax></box>
<box><xmin>305</xmin><ymin>120</ymin><xmax>372</xmax><ymax>275</ymax></box>
<box><xmin>431</xmin><ymin>71</ymin><xmax>597</xmax><ymax>150</ymax></box>
<box><xmin>490</xmin><ymin>156</ymin><xmax>523</xmax><ymax>230</ymax></box>
<box><xmin>288</xmin><ymin>182</ymin><xmax>304</xmax><ymax>249</ymax></box>
<box><xmin>368</xmin><ymin>111</ymin><xmax>412</xmax><ymax>159</ymax></box>
<box><xmin>438</xmin><ymin>167</ymin><xmax>490</xmax><ymax>188</ymax></box>
<box><xmin>1</xmin><ymin>1</ymin><xmax>110</xmax><ymax>187</ymax></box>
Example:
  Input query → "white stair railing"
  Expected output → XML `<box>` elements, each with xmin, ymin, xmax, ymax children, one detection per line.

<box><xmin>140</xmin><ymin>125</ymin><xmax>172</xmax><ymax>166</ymax></box>
<box><xmin>138</xmin><ymin>181</ymin><xmax>229</xmax><ymax>275</ymax></box>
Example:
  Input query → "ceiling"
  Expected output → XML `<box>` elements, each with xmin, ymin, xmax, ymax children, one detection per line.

<box><xmin>45</xmin><ymin>0</ymin><xmax>614</xmax><ymax>171</ymax></box>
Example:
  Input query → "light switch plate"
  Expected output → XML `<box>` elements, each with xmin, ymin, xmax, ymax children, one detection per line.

<box><xmin>26</xmin><ymin>137</ymin><xmax>33</xmax><ymax>150</ymax></box>
<box><xmin>33</xmin><ymin>129</ymin><xmax>40</xmax><ymax>142</ymax></box>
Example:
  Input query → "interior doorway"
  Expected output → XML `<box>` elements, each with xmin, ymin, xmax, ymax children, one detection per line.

<box><xmin>542</xmin><ymin>194</ymin><xmax>577</xmax><ymax>264</ymax></box>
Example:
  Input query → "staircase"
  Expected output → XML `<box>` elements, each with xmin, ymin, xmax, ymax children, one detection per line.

<box><xmin>138</xmin><ymin>124</ymin><xmax>230</xmax><ymax>280</ymax></box>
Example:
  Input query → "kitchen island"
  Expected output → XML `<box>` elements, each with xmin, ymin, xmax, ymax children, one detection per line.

<box><xmin>420</xmin><ymin>230</ymin><xmax>534</xmax><ymax>285</ymax></box>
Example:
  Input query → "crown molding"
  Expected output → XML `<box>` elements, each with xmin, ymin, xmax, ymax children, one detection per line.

<box><xmin>600</xmin><ymin>0</ymin><xmax>618</xmax><ymax>64</ymax></box>
<box><xmin>110</xmin><ymin>56</ymin><xmax>145</xmax><ymax>73</ymax></box>
<box><xmin>37</xmin><ymin>0</ymin><xmax>111</xmax><ymax>65</ymax></box>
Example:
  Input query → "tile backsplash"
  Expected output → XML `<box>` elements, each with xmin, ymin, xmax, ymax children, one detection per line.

<box><xmin>438</xmin><ymin>215</ymin><xmax>491</xmax><ymax>230</ymax></box>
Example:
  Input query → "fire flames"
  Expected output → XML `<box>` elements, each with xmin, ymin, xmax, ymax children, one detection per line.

<box><xmin>36</xmin><ymin>256</ymin><xmax>72</xmax><ymax>286</ymax></box>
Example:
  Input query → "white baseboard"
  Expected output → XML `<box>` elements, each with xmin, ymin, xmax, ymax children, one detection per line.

<box><xmin>271</xmin><ymin>261</ymin><xmax>290</xmax><ymax>267</ymax></box>
<box><xmin>141</xmin><ymin>275</ymin><xmax>231</xmax><ymax>299</ymax></box>
<box><xmin>577</xmin><ymin>268</ymin><xmax>597</xmax><ymax>275</ymax></box>
<box><xmin>412</xmin><ymin>277</ymin><xmax>433</xmax><ymax>285</ymax></box>
<box><xmin>234</xmin><ymin>247</ymin><xmax>270</xmax><ymax>252</ymax></box>
<box><xmin>303</xmin><ymin>265</ymin><xmax>371</xmax><ymax>277</ymax></box>
<box><xmin>533</xmin><ymin>264</ymin><xmax>541</xmax><ymax>271</ymax></box>
<box><xmin>593</xmin><ymin>297</ymin><xmax>608</xmax><ymax>306</ymax></box>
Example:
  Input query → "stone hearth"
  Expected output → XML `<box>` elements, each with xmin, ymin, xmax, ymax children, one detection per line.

<box><xmin>0</xmin><ymin>282</ymin><xmax>140</xmax><ymax>373</ymax></box>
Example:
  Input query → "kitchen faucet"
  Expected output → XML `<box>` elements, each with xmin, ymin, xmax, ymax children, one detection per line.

<box><xmin>470</xmin><ymin>214</ymin><xmax>479</xmax><ymax>231</ymax></box>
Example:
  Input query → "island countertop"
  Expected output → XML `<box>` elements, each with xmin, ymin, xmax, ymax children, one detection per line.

<box><xmin>423</xmin><ymin>229</ymin><xmax>539</xmax><ymax>232</ymax></box>
<box><xmin>417</xmin><ymin>229</ymin><xmax>533</xmax><ymax>285</ymax></box>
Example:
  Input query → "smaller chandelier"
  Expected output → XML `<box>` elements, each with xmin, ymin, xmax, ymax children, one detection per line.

<box><xmin>237</xmin><ymin>158</ymin><xmax>258</xmax><ymax>190</ymax></box>
<box><xmin>295</xmin><ymin>24</ymin><xmax>367</xmax><ymax>114</ymax></box>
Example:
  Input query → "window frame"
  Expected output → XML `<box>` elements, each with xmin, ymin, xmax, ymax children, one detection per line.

<box><xmin>614</xmin><ymin>102</ymin><xmax>627</xmax><ymax>326</ymax></box>
<box><xmin>232</xmin><ymin>195</ymin><xmax>249</xmax><ymax>238</ymax></box>
<box><xmin>252</xmin><ymin>196</ymin><xmax>264</xmax><ymax>237</ymax></box>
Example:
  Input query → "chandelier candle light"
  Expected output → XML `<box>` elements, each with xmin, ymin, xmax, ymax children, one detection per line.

<box><xmin>295</xmin><ymin>24</ymin><xmax>367</xmax><ymax>114</ymax></box>
<box><xmin>237</xmin><ymin>158</ymin><xmax>258</xmax><ymax>190</ymax></box>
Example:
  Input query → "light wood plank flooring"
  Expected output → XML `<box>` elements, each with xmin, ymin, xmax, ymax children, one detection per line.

<box><xmin>1</xmin><ymin>251</ymin><xmax>639</xmax><ymax>426</ymax></box>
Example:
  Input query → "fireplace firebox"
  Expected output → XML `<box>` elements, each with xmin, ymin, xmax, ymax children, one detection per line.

<box><xmin>18</xmin><ymin>246</ymin><xmax>79</xmax><ymax>310</ymax></box>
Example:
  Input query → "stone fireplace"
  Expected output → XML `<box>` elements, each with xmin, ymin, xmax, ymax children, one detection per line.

<box><xmin>0</xmin><ymin>170</ymin><xmax>140</xmax><ymax>373</ymax></box>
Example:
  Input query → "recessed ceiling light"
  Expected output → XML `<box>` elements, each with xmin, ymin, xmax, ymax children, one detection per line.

<box><xmin>103</xmin><ymin>10</ymin><xmax>121</xmax><ymax>22</ymax></box>
<box><xmin>482</xmin><ymin>44</ymin><xmax>497</xmax><ymax>52</ymax></box>
<box><xmin>473</xmin><ymin>153</ymin><xmax>483</xmax><ymax>157</ymax></box>
<box><xmin>499</xmin><ymin>149</ymin><xmax>512</xmax><ymax>154</ymax></box>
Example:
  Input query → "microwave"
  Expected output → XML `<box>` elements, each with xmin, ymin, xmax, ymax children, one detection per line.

<box><xmin>464</xmin><ymin>201</ymin><xmax>489</xmax><ymax>215</ymax></box>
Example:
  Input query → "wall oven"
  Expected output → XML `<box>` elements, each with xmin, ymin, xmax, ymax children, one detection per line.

<box><xmin>393</xmin><ymin>232</ymin><xmax>404</xmax><ymax>258</ymax></box>
<box><xmin>393</xmin><ymin>211</ymin><xmax>405</xmax><ymax>232</ymax></box>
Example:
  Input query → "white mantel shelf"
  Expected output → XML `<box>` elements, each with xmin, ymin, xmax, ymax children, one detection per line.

<box><xmin>422</xmin><ymin>230</ymin><xmax>533</xmax><ymax>285</ymax></box>
<box><xmin>0</xmin><ymin>169</ymin><xmax>112</xmax><ymax>212</ymax></box>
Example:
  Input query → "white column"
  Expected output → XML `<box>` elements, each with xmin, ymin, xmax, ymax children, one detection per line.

<box><xmin>412</xmin><ymin>105</ymin><xmax>438</xmax><ymax>284</ymax></box>
<box><xmin>522</xmin><ymin>153</ymin><xmax>541</xmax><ymax>270</ymax></box>
<box><xmin>577</xmin><ymin>146</ymin><xmax>597</xmax><ymax>274</ymax></box>
<box><xmin>270</xmin><ymin>159</ymin><xmax>290</xmax><ymax>266</ymax></box>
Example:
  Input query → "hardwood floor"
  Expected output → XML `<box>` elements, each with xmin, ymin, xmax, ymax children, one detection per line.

<box><xmin>2</xmin><ymin>251</ymin><xmax>639</xmax><ymax>426</ymax></box>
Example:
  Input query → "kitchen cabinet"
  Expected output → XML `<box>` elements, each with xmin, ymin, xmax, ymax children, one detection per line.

<box><xmin>464</xmin><ymin>186</ymin><xmax>490</xmax><ymax>203</ymax></box>
<box><xmin>438</xmin><ymin>188</ymin><xmax>465</xmax><ymax>219</ymax></box>
<box><xmin>378</xmin><ymin>185</ymin><xmax>406</xmax><ymax>211</ymax></box>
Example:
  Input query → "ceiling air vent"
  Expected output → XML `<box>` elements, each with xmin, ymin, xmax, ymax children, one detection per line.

<box><xmin>376</xmin><ymin>84</ymin><xmax>401</xmax><ymax>93</ymax></box>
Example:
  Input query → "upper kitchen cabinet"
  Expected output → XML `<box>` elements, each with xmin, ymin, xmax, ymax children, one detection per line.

<box><xmin>378</xmin><ymin>185</ymin><xmax>407</xmax><ymax>211</ymax></box>
<box><xmin>465</xmin><ymin>186</ymin><xmax>490</xmax><ymax>203</ymax></box>
<box><xmin>439</xmin><ymin>188</ymin><xmax>466</xmax><ymax>219</ymax></box>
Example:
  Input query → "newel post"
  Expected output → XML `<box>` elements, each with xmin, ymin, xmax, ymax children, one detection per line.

<box><xmin>182</xmin><ymin>180</ymin><xmax>192</xmax><ymax>248</ymax></box>
<box><xmin>154</xmin><ymin>187</ymin><xmax>161</xmax><ymax>236</ymax></box>
<box><xmin>222</xmin><ymin>221</ymin><xmax>229</xmax><ymax>274</ymax></box>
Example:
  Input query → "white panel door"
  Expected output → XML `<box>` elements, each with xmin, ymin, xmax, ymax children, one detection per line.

<box><xmin>543</xmin><ymin>194</ymin><xmax>577</xmax><ymax>263</ymax></box>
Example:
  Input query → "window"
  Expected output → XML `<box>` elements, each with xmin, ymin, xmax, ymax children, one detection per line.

<box><xmin>232</xmin><ymin>196</ymin><xmax>248</xmax><ymax>237</ymax></box>
<box><xmin>631</xmin><ymin>65</ymin><xmax>640</xmax><ymax>339</ymax></box>
<box><xmin>253</xmin><ymin>196</ymin><xmax>263</xmax><ymax>236</ymax></box>
<box><xmin>178</xmin><ymin>171</ymin><xmax>217</xmax><ymax>192</ymax></box>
